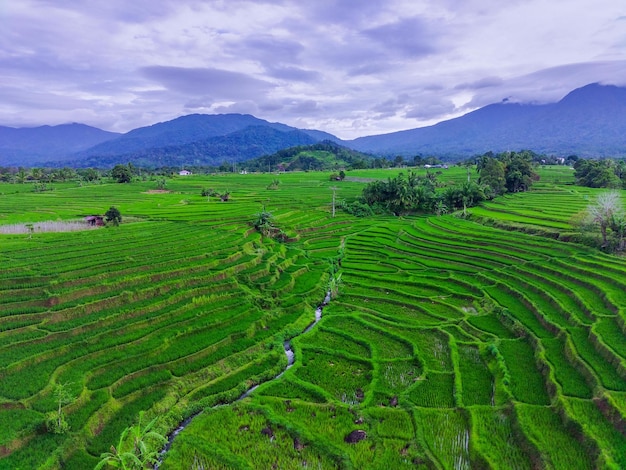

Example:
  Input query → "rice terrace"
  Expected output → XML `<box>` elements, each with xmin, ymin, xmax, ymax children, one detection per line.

<box><xmin>1</xmin><ymin>164</ymin><xmax>626</xmax><ymax>470</ymax></box>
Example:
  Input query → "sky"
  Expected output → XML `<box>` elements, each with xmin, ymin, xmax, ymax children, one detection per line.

<box><xmin>1</xmin><ymin>0</ymin><xmax>626</xmax><ymax>139</ymax></box>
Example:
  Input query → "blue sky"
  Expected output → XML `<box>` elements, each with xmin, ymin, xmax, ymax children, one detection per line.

<box><xmin>1</xmin><ymin>0</ymin><xmax>625</xmax><ymax>138</ymax></box>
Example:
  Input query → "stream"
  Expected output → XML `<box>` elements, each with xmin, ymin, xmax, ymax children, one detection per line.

<box><xmin>154</xmin><ymin>291</ymin><xmax>330</xmax><ymax>468</ymax></box>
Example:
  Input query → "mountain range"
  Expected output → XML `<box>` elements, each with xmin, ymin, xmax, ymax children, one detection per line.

<box><xmin>1</xmin><ymin>83</ymin><xmax>625</xmax><ymax>168</ymax></box>
<box><xmin>350</xmin><ymin>83</ymin><xmax>626</xmax><ymax>157</ymax></box>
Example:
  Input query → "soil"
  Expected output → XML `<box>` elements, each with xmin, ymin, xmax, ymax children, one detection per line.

<box><xmin>344</xmin><ymin>430</ymin><xmax>367</xmax><ymax>444</ymax></box>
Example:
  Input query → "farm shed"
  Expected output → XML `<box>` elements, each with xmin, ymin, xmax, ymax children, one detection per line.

<box><xmin>84</xmin><ymin>215</ymin><xmax>104</xmax><ymax>226</ymax></box>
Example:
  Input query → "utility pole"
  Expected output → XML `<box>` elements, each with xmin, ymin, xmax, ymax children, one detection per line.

<box><xmin>331</xmin><ymin>186</ymin><xmax>338</xmax><ymax>218</ymax></box>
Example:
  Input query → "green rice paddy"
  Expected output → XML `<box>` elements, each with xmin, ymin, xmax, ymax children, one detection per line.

<box><xmin>0</xmin><ymin>166</ymin><xmax>625</xmax><ymax>469</ymax></box>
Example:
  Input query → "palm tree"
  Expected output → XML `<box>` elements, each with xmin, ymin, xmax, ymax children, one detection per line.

<box><xmin>458</xmin><ymin>181</ymin><xmax>485</xmax><ymax>217</ymax></box>
<box><xmin>15</xmin><ymin>168</ymin><xmax>27</xmax><ymax>184</ymax></box>
<box><xmin>95</xmin><ymin>412</ymin><xmax>167</xmax><ymax>470</ymax></box>
<box><xmin>30</xmin><ymin>167</ymin><xmax>44</xmax><ymax>181</ymax></box>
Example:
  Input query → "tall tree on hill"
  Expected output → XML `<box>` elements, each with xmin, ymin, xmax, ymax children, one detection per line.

<box><xmin>476</xmin><ymin>151</ymin><xmax>538</xmax><ymax>194</ymax></box>
<box><xmin>502</xmin><ymin>152</ymin><xmax>538</xmax><ymax>193</ymax></box>
<box><xmin>478</xmin><ymin>157</ymin><xmax>506</xmax><ymax>198</ymax></box>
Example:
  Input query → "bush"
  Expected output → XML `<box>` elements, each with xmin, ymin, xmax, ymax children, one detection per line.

<box><xmin>105</xmin><ymin>206</ymin><xmax>122</xmax><ymax>226</ymax></box>
<box><xmin>341</xmin><ymin>201</ymin><xmax>373</xmax><ymax>217</ymax></box>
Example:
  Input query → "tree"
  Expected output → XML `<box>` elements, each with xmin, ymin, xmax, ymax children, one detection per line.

<box><xmin>112</xmin><ymin>164</ymin><xmax>132</xmax><ymax>183</ymax></box>
<box><xmin>105</xmin><ymin>206</ymin><xmax>122</xmax><ymax>226</ymax></box>
<box><xmin>478</xmin><ymin>157</ymin><xmax>506</xmax><ymax>198</ymax></box>
<box><xmin>458</xmin><ymin>181</ymin><xmax>485</xmax><ymax>217</ymax></box>
<box><xmin>253</xmin><ymin>208</ymin><xmax>275</xmax><ymax>237</ymax></box>
<box><xmin>15</xmin><ymin>168</ymin><xmax>27</xmax><ymax>184</ymax></box>
<box><xmin>95</xmin><ymin>412</ymin><xmax>167</xmax><ymax>470</ymax></box>
<box><xmin>30</xmin><ymin>167</ymin><xmax>44</xmax><ymax>181</ymax></box>
<box><xmin>574</xmin><ymin>159</ymin><xmax>622</xmax><ymax>188</ymax></box>
<box><xmin>587</xmin><ymin>191</ymin><xmax>626</xmax><ymax>251</ymax></box>
<box><xmin>357</xmin><ymin>170</ymin><xmax>436</xmax><ymax>216</ymax></box>
<box><xmin>502</xmin><ymin>152</ymin><xmax>538</xmax><ymax>193</ymax></box>
<box><xmin>46</xmin><ymin>383</ymin><xmax>74</xmax><ymax>434</ymax></box>
<box><xmin>80</xmin><ymin>168</ymin><xmax>101</xmax><ymax>182</ymax></box>
<box><xmin>155</xmin><ymin>177</ymin><xmax>167</xmax><ymax>190</ymax></box>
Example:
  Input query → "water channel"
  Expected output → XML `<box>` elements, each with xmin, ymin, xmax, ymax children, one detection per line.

<box><xmin>155</xmin><ymin>292</ymin><xmax>330</xmax><ymax>468</ymax></box>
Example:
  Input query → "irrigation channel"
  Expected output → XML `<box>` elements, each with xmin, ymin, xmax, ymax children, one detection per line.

<box><xmin>155</xmin><ymin>291</ymin><xmax>331</xmax><ymax>468</ymax></box>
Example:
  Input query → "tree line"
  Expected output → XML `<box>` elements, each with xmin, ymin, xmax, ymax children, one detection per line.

<box><xmin>344</xmin><ymin>151</ymin><xmax>539</xmax><ymax>217</ymax></box>
<box><xmin>573</xmin><ymin>158</ymin><xmax>626</xmax><ymax>188</ymax></box>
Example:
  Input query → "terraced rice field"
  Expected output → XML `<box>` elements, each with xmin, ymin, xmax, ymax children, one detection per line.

<box><xmin>1</xmin><ymin>167</ymin><xmax>625</xmax><ymax>469</ymax></box>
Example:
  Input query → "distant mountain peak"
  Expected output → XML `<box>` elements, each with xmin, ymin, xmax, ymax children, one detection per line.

<box><xmin>349</xmin><ymin>82</ymin><xmax>626</xmax><ymax>158</ymax></box>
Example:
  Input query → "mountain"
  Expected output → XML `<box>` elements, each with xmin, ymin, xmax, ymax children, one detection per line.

<box><xmin>0</xmin><ymin>123</ymin><xmax>120</xmax><ymax>165</ymax></box>
<box><xmin>56</xmin><ymin>114</ymin><xmax>342</xmax><ymax>167</ymax></box>
<box><xmin>0</xmin><ymin>114</ymin><xmax>340</xmax><ymax>167</ymax></box>
<box><xmin>67</xmin><ymin>125</ymin><xmax>322</xmax><ymax>168</ymax></box>
<box><xmin>76</xmin><ymin>113</ymin><xmax>297</xmax><ymax>158</ymax></box>
<box><xmin>3</xmin><ymin>83</ymin><xmax>626</xmax><ymax>167</ymax></box>
<box><xmin>348</xmin><ymin>83</ymin><xmax>626</xmax><ymax>158</ymax></box>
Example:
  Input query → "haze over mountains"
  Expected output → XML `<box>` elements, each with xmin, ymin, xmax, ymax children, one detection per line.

<box><xmin>350</xmin><ymin>83</ymin><xmax>626</xmax><ymax>157</ymax></box>
<box><xmin>1</xmin><ymin>83</ymin><xmax>625</xmax><ymax>168</ymax></box>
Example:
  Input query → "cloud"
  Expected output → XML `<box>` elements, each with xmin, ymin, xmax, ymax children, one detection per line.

<box><xmin>229</xmin><ymin>35</ymin><xmax>305</xmax><ymax>65</ymax></box>
<box><xmin>462</xmin><ymin>60</ymin><xmax>626</xmax><ymax>110</ymax></box>
<box><xmin>213</xmin><ymin>100</ymin><xmax>260</xmax><ymax>115</ymax></box>
<box><xmin>362</xmin><ymin>16</ymin><xmax>445</xmax><ymax>58</ymax></box>
<box><xmin>405</xmin><ymin>100</ymin><xmax>457</xmax><ymax>120</ymax></box>
<box><xmin>455</xmin><ymin>77</ymin><xmax>504</xmax><ymax>91</ymax></box>
<box><xmin>140</xmin><ymin>66</ymin><xmax>276</xmax><ymax>99</ymax></box>
<box><xmin>265</xmin><ymin>66</ymin><xmax>321</xmax><ymax>82</ymax></box>
<box><xmin>346</xmin><ymin>63</ymin><xmax>389</xmax><ymax>77</ymax></box>
<box><xmin>1</xmin><ymin>1</ymin><xmax>626</xmax><ymax>139</ymax></box>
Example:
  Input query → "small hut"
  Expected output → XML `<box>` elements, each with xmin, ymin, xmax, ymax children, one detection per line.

<box><xmin>84</xmin><ymin>215</ymin><xmax>105</xmax><ymax>226</ymax></box>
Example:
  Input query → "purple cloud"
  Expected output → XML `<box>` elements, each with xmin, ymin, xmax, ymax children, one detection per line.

<box><xmin>140</xmin><ymin>66</ymin><xmax>276</xmax><ymax>99</ymax></box>
<box><xmin>0</xmin><ymin>1</ymin><xmax>625</xmax><ymax>138</ymax></box>
<box><xmin>362</xmin><ymin>17</ymin><xmax>445</xmax><ymax>58</ymax></box>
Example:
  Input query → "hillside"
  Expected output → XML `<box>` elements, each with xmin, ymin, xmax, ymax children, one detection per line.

<box><xmin>0</xmin><ymin>123</ymin><xmax>120</xmax><ymax>165</ymax></box>
<box><xmin>1</xmin><ymin>169</ymin><xmax>626</xmax><ymax>469</ymax></box>
<box><xmin>348</xmin><ymin>83</ymin><xmax>626</xmax><ymax>158</ymax></box>
<box><xmin>62</xmin><ymin>126</ymin><xmax>321</xmax><ymax>168</ymax></box>
<box><xmin>48</xmin><ymin>114</ymin><xmax>340</xmax><ymax>168</ymax></box>
<box><xmin>245</xmin><ymin>140</ymin><xmax>373</xmax><ymax>171</ymax></box>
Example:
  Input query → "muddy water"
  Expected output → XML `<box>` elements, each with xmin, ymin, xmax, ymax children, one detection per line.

<box><xmin>155</xmin><ymin>292</ymin><xmax>330</xmax><ymax>468</ymax></box>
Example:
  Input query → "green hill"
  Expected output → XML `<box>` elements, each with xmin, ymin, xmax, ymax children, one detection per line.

<box><xmin>247</xmin><ymin>140</ymin><xmax>373</xmax><ymax>171</ymax></box>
